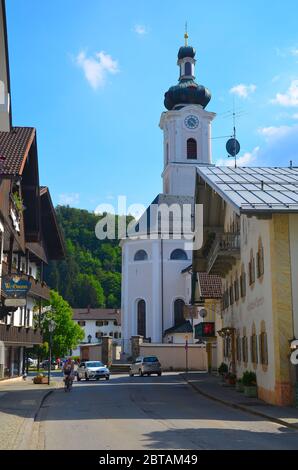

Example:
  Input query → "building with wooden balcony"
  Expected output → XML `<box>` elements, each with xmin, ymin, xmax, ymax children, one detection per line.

<box><xmin>0</xmin><ymin>0</ymin><xmax>65</xmax><ymax>379</ymax></box>
<box><xmin>192</xmin><ymin>165</ymin><xmax>298</xmax><ymax>406</ymax></box>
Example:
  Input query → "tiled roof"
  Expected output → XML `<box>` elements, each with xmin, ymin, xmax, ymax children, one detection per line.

<box><xmin>72</xmin><ymin>308</ymin><xmax>121</xmax><ymax>324</ymax></box>
<box><xmin>197</xmin><ymin>166</ymin><xmax>298</xmax><ymax>213</ymax></box>
<box><xmin>164</xmin><ymin>321</ymin><xmax>193</xmax><ymax>335</ymax></box>
<box><xmin>0</xmin><ymin>127</ymin><xmax>35</xmax><ymax>175</ymax></box>
<box><xmin>198</xmin><ymin>272</ymin><xmax>222</xmax><ymax>299</ymax></box>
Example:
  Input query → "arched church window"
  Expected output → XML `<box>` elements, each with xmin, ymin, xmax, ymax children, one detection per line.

<box><xmin>185</xmin><ymin>62</ymin><xmax>192</xmax><ymax>76</ymax></box>
<box><xmin>134</xmin><ymin>250</ymin><xmax>148</xmax><ymax>262</ymax></box>
<box><xmin>170</xmin><ymin>249</ymin><xmax>188</xmax><ymax>261</ymax></box>
<box><xmin>137</xmin><ymin>300</ymin><xmax>146</xmax><ymax>337</ymax></box>
<box><xmin>174</xmin><ymin>299</ymin><xmax>185</xmax><ymax>326</ymax></box>
<box><xmin>187</xmin><ymin>138</ymin><xmax>197</xmax><ymax>160</ymax></box>
<box><xmin>166</xmin><ymin>142</ymin><xmax>169</xmax><ymax>164</ymax></box>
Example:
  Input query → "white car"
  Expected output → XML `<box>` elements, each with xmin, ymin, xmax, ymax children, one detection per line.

<box><xmin>76</xmin><ymin>361</ymin><xmax>110</xmax><ymax>381</ymax></box>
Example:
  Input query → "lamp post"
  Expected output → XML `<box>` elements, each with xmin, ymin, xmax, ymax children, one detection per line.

<box><xmin>48</xmin><ymin>319</ymin><xmax>56</xmax><ymax>386</ymax></box>
<box><xmin>185</xmin><ymin>335</ymin><xmax>189</xmax><ymax>374</ymax></box>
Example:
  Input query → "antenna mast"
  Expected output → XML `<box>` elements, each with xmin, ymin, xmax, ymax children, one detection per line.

<box><xmin>226</xmin><ymin>97</ymin><xmax>241</xmax><ymax>168</ymax></box>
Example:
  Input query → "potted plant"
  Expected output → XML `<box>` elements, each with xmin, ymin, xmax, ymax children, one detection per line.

<box><xmin>11</xmin><ymin>191</ymin><xmax>24</xmax><ymax>214</ymax></box>
<box><xmin>218</xmin><ymin>362</ymin><xmax>228</xmax><ymax>380</ymax></box>
<box><xmin>236</xmin><ymin>378</ymin><xmax>244</xmax><ymax>392</ymax></box>
<box><xmin>33</xmin><ymin>373</ymin><xmax>49</xmax><ymax>385</ymax></box>
<box><xmin>242</xmin><ymin>371</ymin><xmax>257</xmax><ymax>397</ymax></box>
<box><xmin>224</xmin><ymin>372</ymin><xmax>237</xmax><ymax>386</ymax></box>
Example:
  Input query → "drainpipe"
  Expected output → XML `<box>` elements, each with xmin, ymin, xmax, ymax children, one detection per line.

<box><xmin>161</xmin><ymin>238</ymin><xmax>164</xmax><ymax>343</ymax></box>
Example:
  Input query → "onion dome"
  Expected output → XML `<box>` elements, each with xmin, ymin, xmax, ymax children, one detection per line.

<box><xmin>164</xmin><ymin>80</ymin><xmax>211</xmax><ymax>111</ymax></box>
<box><xmin>178</xmin><ymin>46</ymin><xmax>196</xmax><ymax>60</ymax></box>
<box><xmin>164</xmin><ymin>31</ymin><xmax>211</xmax><ymax>110</ymax></box>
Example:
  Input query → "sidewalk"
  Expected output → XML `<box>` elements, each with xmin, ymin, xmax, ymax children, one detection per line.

<box><xmin>182</xmin><ymin>372</ymin><xmax>298</xmax><ymax>431</ymax></box>
<box><xmin>0</xmin><ymin>375</ymin><xmax>62</xmax><ymax>450</ymax></box>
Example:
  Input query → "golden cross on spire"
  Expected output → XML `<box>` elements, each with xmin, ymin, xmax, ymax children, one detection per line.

<box><xmin>184</xmin><ymin>21</ymin><xmax>189</xmax><ymax>46</ymax></box>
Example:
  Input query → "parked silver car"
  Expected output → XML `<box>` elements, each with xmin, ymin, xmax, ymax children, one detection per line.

<box><xmin>77</xmin><ymin>361</ymin><xmax>110</xmax><ymax>381</ymax></box>
<box><xmin>129</xmin><ymin>356</ymin><xmax>162</xmax><ymax>377</ymax></box>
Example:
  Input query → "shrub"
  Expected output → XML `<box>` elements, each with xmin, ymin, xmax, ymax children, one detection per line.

<box><xmin>242</xmin><ymin>371</ymin><xmax>257</xmax><ymax>386</ymax></box>
<box><xmin>218</xmin><ymin>362</ymin><xmax>228</xmax><ymax>375</ymax></box>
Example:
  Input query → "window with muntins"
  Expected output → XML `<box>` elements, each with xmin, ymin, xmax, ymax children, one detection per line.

<box><xmin>187</xmin><ymin>139</ymin><xmax>197</xmax><ymax>160</ymax></box>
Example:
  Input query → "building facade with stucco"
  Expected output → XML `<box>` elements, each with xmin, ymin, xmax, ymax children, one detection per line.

<box><xmin>193</xmin><ymin>165</ymin><xmax>298</xmax><ymax>406</ymax></box>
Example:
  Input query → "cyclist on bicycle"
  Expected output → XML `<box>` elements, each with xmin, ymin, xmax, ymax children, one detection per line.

<box><xmin>63</xmin><ymin>358</ymin><xmax>74</xmax><ymax>389</ymax></box>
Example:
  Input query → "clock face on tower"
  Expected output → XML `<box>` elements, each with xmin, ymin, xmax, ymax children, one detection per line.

<box><xmin>184</xmin><ymin>115</ymin><xmax>199</xmax><ymax>129</ymax></box>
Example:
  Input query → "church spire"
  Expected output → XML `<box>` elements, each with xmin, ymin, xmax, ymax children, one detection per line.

<box><xmin>163</xmin><ymin>35</ymin><xmax>211</xmax><ymax>111</ymax></box>
<box><xmin>184</xmin><ymin>22</ymin><xmax>189</xmax><ymax>46</ymax></box>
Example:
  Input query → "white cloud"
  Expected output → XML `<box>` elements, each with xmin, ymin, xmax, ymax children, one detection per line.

<box><xmin>216</xmin><ymin>147</ymin><xmax>259</xmax><ymax>167</ymax></box>
<box><xmin>291</xmin><ymin>48</ymin><xmax>298</xmax><ymax>57</ymax></box>
<box><xmin>271</xmin><ymin>80</ymin><xmax>298</xmax><ymax>106</ymax></box>
<box><xmin>258</xmin><ymin>125</ymin><xmax>292</xmax><ymax>141</ymax></box>
<box><xmin>134</xmin><ymin>24</ymin><xmax>148</xmax><ymax>35</ymax></box>
<box><xmin>76</xmin><ymin>50</ymin><xmax>119</xmax><ymax>89</ymax></box>
<box><xmin>256</xmin><ymin>124</ymin><xmax>298</xmax><ymax>166</ymax></box>
<box><xmin>230</xmin><ymin>84</ymin><xmax>256</xmax><ymax>98</ymax></box>
<box><xmin>59</xmin><ymin>193</ymin><xmax>80</xmax><ymax>206</ymax></box>
<box><xmin>293</xmin><ymin>113</ymin><xmax>298</xmax><ymax>119</ymax></box>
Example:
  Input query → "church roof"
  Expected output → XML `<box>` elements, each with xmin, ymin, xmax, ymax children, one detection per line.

<box><xmin>128</xmin><ymin>193</ymin><xmax>194</xmax><ymax>237</ymax></box>
<box><xmin>197</xmin><ymin>165</ymin><xmax>298</xmax><ymax>214</ymax></box>
<box><xmin>164</xmin><ymin>321</ymin><xmax>193</xmax><ymax>335</ymax></box>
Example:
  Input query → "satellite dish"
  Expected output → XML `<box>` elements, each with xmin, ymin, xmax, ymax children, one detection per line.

<box><xmin>226</xmin><ymin>138</ymin><xmax>240</xmax><ymax>157</ymax></box>
<box><xmin>199</xmin><ymin>308</ymin><xmax>208</xmax><ymax>319</ymax></box>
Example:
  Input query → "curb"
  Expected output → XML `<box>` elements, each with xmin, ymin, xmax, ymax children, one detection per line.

<box><xmin>181</xmin><ymin>374</ymin><xmax>298</xmax><ymax>432</ymax></box>
<box><xmin>13</xmin><ymin>385</ymin><xmax>60</xmax><ymax>450</ymax></box>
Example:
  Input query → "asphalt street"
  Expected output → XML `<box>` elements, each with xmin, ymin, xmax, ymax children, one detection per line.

<box><xmin>30</xmin><ymin>373</ymin><xmax>298</xmax><ymax>450</ymax></box>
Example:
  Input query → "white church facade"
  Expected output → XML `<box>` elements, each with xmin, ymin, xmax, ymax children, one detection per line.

<box><xmin>121</xmin><ymin>35</ymin><xmax>216</xmax><ymax>352</ymax></box>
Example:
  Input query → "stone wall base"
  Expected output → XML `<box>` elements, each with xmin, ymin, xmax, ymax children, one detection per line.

<box><xmin>258</xmin><ymin>382</ymin><xmax>294</xmax><ymax>406</ymax></box>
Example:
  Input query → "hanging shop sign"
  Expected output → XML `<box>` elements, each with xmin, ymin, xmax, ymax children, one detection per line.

<box><xmin>195</xmin><ymin>322</ymin><xmax>216</xmax><ymax>339</ymax></box>
<box><xmin>2</xmin><ymin>275</ymin><xmax>31</xmax><ymax>299</ymax></box>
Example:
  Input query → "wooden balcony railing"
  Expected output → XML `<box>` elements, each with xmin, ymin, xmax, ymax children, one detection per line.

<box><xmin>207</xmin><ymin>232</ymin><xmax>240</xmax><ymax>274</ymax></box>
<box><xmin>0</xmin><ymin>323</ymin><xmax>43</xmax><ymax>344</ymax></box>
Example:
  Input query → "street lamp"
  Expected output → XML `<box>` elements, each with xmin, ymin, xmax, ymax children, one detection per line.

<box><xmin>48</xmin><ymin>319</ymin><xmax>56</xmax><ymax>386</ymax></box>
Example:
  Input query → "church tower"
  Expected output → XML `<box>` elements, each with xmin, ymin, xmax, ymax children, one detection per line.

<box><xmin>160</xmin><ymin>33</ymin><xmax>215</xmax><ymax>196</ymax></box>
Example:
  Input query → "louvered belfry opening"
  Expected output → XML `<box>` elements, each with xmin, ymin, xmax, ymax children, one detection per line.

<box><xmin>187</xmin><ymin>138</ymin><xmax>197</xmax><ymax>159</ymax></box>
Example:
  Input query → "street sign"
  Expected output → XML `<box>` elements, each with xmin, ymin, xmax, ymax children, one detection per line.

<box><xmin>4</xmin><ymin>298</ymin><xmax>26</xmax><ymax>307</ymax></box>
<box><xmin>195</xmin><ymin>322</ymin><xmax>216</xmax><ymax>339</ymax></box>
<box><xmin>2</xmin><ymin>276</ymin><xmax>31</xmax><ymax>299</ymax></box>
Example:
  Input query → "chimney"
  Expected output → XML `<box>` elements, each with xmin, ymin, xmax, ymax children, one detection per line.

<box><xmin>0</xmin><ymin>0</ymin><xmax>12</xmax><ymax>132</ymax></box>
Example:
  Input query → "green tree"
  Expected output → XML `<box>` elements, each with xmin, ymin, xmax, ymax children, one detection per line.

<box><xmin>44</xmin><ymin>206</ymin><xmax>135</xmax><ymax>309</ymax></box>
<box><xmin>42</xmin><ymin>291</ymin><xmax>84</xmax><ymax>358</ymax></box>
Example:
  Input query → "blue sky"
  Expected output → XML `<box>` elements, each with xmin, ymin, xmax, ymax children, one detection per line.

<box><xmin>5</xmin><ymin>0</ymin><xmax>298</xmax><ymax>212</ymax></box>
